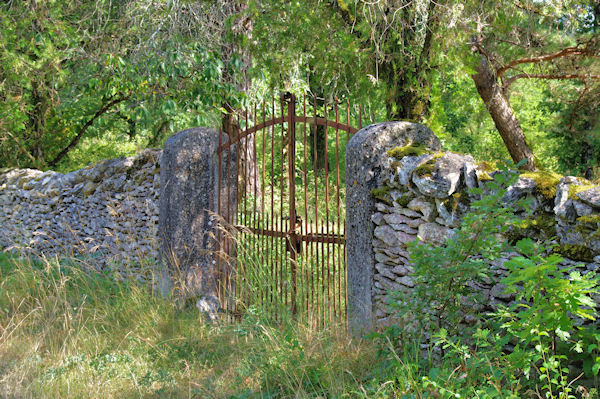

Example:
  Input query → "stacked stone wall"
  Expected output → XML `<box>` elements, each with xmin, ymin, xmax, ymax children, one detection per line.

<box><xmin>370</xmin><ymin>147</ymin><xmax>600</xmax><ymax>326</ymax></box>
<box><xmin>0</xmin><ymin>149</ymin><xmax>161</xmax><ymax>269</ymax></box>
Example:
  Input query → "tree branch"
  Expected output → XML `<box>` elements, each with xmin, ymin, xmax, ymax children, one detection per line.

<box><xmin>4</xmin><ymin>130</ymin><xmax>36</xmax><ymax>163</ymax></box>
<box><xmin>48</xmin><ymin>94</ymin><xmax>130</xmax><ymax>167</ymax></box>
<box><xmin>496</xmin><ymin>46</ymin><xmax>588</xmax><ymax>79</ymax></box>
<box><xmin>504</xmin><ymin>72</ymin><xmax>600</xmax><ymax>89</ymax></box>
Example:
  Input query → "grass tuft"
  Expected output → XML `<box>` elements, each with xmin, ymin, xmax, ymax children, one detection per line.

<box><xmin>0</xmin><ymin>252</ymin><xmax>383</xmax><ymax>398</ymax></box>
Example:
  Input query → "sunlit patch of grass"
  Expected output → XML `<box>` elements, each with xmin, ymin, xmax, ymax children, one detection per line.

<box><xmin>0</xmin><ymin>252</ymin><xmax>386</xmax><ymax>398</ymax></box>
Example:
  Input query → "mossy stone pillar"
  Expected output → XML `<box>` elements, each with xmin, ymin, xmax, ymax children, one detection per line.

<box><xmin>345</xmin><ymin>122</ymin><xmax>441</xmax><ymax>335</ymax></box>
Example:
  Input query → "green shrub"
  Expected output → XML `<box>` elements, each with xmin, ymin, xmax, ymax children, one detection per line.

<box><xmin>384</xmin><ymin>166</ymin><xmax>600</xmax><ymax>398</ymax></box>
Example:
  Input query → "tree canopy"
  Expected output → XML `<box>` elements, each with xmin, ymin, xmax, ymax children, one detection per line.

<box><xmin>1</xmin><ymin>0</ymin><xmax>599</xmax><ymax>176</ymax></box>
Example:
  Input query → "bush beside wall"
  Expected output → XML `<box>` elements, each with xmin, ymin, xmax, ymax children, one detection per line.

<box><xmin>370</xmin><ymin>148</ymin><xmax>600</xmax><ymax>327</ymax></box>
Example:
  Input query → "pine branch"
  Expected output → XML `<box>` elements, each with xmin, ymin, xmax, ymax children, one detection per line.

<box><xmin>496</xmin><ymin>46</ymin><xmax>589</xmax><ymax>79</ymax></box>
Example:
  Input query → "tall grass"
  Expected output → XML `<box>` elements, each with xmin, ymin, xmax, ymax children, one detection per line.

<box><xmin>0</xmin><ymin>252</ymin><xmax>385</xmax><ymax>398</ymax></box>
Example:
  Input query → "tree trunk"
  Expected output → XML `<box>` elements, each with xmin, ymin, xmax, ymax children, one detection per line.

<box><xmin>379</xmin><ymin>0</ymin><xmax>437</xmax><ymax>122</ymax></box>
<box><xmin>471</xmin><ymin>55</ymin><xmax>536</xmax><ymax>171</ymax></box>
<box><xmin>308</xmin><ymin>85</ymin><xmax>328</xmax><ymax>171</ymax></box>
<box><xmin>220</xmin><ymin>0</ymin><xmax>260</xmax><ymax>199</ymax></box>
<box><xmin>381</xmin><ymin>64</ymin><xmax>431</xmax><ymax>121</ymax></box>
<box><xmin>27</xmin><ymin>79</ymin><xmax>50</xmax><ymax>167</ymax></box>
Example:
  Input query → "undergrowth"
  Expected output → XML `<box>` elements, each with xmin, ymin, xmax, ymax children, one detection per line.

<box><xmin>4</xmin><ymin>167</ymin><xmax>600</xmax><ymax>398</ymax></box>
<box><xmin>0</xmin><ymin>253</ymin><xmax>383</xmax><ymax>398</ymax></box>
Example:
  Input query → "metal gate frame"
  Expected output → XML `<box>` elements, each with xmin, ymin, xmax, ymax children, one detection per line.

<box><xmin>215</xmin><ymin>92</ymin><xmax>364</xmax><ymax>325</ymax></box>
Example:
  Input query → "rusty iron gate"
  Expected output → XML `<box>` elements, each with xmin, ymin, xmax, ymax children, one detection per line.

<box><xmin>215</xmin><ymin>92</ymin><xmax>369</xmax><ymax>326</ymax></box>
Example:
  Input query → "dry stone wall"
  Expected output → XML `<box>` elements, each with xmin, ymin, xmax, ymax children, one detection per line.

<box><xmin>0</xmin><ymin>149</ymin><xmax>161</xmax><ymax>269</ymax></box>
<box><xmin>370</xmin><ymin>147</ymin><xmax>600</xmax><ymax>327</ymax></box>
<box><xmin>345</xmin><ymin>122</ymin><xmax>600</xmax><ymax>334</ymax></box>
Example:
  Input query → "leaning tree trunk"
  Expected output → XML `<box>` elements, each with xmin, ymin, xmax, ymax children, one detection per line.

<box><xmin>471</xmin><ymin>55</ymin><xmax>536</xmax><ymax>171</ymax></box>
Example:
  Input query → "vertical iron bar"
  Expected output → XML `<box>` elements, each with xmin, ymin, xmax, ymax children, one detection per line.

<box><xmin>253</xmin><ymin>104</ymin><xmax>260</xmax><ymax>309</ymax></box>
<box><xmin>225</xmin><ymin>117</ymin><xmax>232</xmax><ymax>320</ymax></box>
<box><xmin>346</xmin><ymin>99</ymin><xmax>351</xmax><ymax>140</ymax></box>
<box><xmin>303</xmin><ymin>96</ymin><xmax>310</xmax><ymax>319</ymax></box>
<box><xmin>323</xmin><ymin>100</ymin><xmax>331</xmax><ymax>325</ymax></box>
<box><xmin>287</xmin><ymin>93</ymin><xmax>297</xmax><ymax>318</ymax></box>
<box><xmin>312</xmin><ymin>95</ymin><xmax>320</xmax><ymax>325</ymax></box>
<box><xmin>235</xmin><ymin>111</ymin><xmax>242</xmax><ymax>318</ymax></box>
<box><xmin>334</xmin><ymin>99</ymin><xmax>341</xmax><ymax>320</ymax></box>
<box><xmin>359</xmin><ymin>104</ymin><xmax>362</xmax><ymax>130</ymax></box>
<box><xmin>270</xmin><ymin>97</ymin><xmax>276</xmax><ymax>319</ymax></box>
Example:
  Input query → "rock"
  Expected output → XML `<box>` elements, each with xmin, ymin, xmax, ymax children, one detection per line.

<box><xmin>394</xmin><ymin>153</ymin><xmax>435</xmax><ymax>187</ymax></box>
<box><xmin>376</xmin><ymin>202</ymin><xmax>393</xmax><ymax>213</ymax></box>
<box><xmin>389</xmin><ymin>223</ymin><xmax>418</xmax><ymax>235</ymax></box>
<box><xmin>395</xmin><ymin>207</ymin><xmax>422</xmax><ymax>218</ymax></box>
<box><xmin>375</xmin><ymin>252</ymin><xmax>400</xmax><ymax>265</ymax></box>
<box><xmin>463</xmin><ymin>161</ymin><xmax>478</xmax><ymax>192</ymax></box>
<box><xmin>576</xmin><ymin>187</ymin><xmax>600</xmax><ymax>208</ymax></box>
<box><xmin>383</xmin><ymin>246</ymin><xmax>411</xmax><ymax>260</ymax></box>
<box><xmin>391</xmin><ymin>264</ymin><xmax>411</xmax><ymax>276</ymax></box>
<box><xmin>396</xmin><ymin>276</ymin><xmax>415</xmax><ymax>288</ymax></box>
<box><xmin>490</xmin><ymin>284</ymin><xmax>514</xmax><ymax>300</ymax></box>
<box><xmin>412</xmin><ymin>153</ymin><xmax>469</xmax><ymax>198</ymax></box>
<box><xmin>375</xmin><ymin>263</ymin><xmax>399</xmax><ymax>280</ymax></box>
<box><xmin>435</xmin><ymin>199</ymin><xmax>461</xmax><ymax>227</ymax></box>
<box><xmin>159</xmin><ymin>128</ymin><xmax>222</xmax><ymax>300</ymax></box>
<box><xmin>504</xmin><ymin>176</ymin><xmax>535</xmax><ymax>203</ymax></box>
<box><xmin>371</xmin><ymin>212</ymin><xmax>385</xmax><ymax>225</ymax></box>
<box><xmin>82</xmin><ymin>182</ymin><xmax>98</xmax><ymax>196</ymax></box>
<box><xmin>374</xmin><ymin>225</ymin><xmax>417</xmax><ymax>247</ymax></box>
<box><xmin>554</xmin><ymin>177</ymin><xmax>580</xmax><ymax>222</ymax></box>
<box><xmin>418</xmin><ymin>222</ymin><xmax>454</xmax><ymax>245</ymax></box>
<box><xmin>573</xmin><ymin>201</ymin><xmax>594</xmax><ymax>217</ymax></box>
<box><xmin>196</xmin><ymin>295</ymin><xmax>220</xmax><ymax>322</ymax></box>
<box><xmin>383</xmin><ymin>213</ymin><xmax>414</xmax><ymax>225</ymax></box>
<box><xmin>346</xmin><ymin>122</ymin><xmax>442</xmax><ymax>334</ymax></box>
<box><xmin>407</xmin><ymin>197</ymin><xmax>436</xmax><ymax>221</ymax></box>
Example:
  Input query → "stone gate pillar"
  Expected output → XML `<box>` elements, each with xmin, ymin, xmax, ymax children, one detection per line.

<box><xmin>158</xmin><ymin>127</ymin><xmax>223</xmax><ymax>319</ymax></box>
<box><xmin>345</xmin><ymin>122</ymin><xmax>441</xmax><ymax>335</ymax></box>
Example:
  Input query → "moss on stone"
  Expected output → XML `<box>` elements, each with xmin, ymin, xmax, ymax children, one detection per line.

<box><xmin>478</xmin><ymin>171</ymin><xmax>493</xmax><ymax>182</ymax></box>
<box><xmin>576</xmin><ymin>215</ymin><xmax>600</xmax><ymax>225</ymax></box>
<box><xmin>475</xmin><ymin>162</ymin><xmax>496</xmax><ymax>182</ymax></box>
<box><xmin>519</xmin><ymin>214</ymin><xmax>556</xmax><ymax>236</ymax></box>
<box><xmin>569</xmin><ymin>181</ymin><xmax>597</xmax><ymax>200</ymax></box>
<box><xmin>394</xmin><ymin>193</ymin><xmax>412</xmax><ymax>208</ymax></box>
<box><xmin>574</xmin><ymin>215</ymin><xmax>600</xmax><ymax>235</ymax></box>
<box><xmin>555</xmin><ymin>244</ymin><xmax>595</xmax><ymax>262</ymax></box>
<box><xmin>520</xmin><ymin>171</ymin><xmax>562</xmax><ymax>199</ymax></box>
<box><xmin>477</xmin><ymin>161</ymin><xmax>497</xmax><ymax>172</ymax></box>
<box><xmin>506</xmin><ymin>214</ymin><xmax>557</xmax><ymax>243</ymax></box>
<box><xmin>413</xmin><ymin>152</ymin><xmax>443</xmax><ymax>178</ymax></box>
<box><xmin>370</xmin><ymin>186</ymin><xmax>392</xmax><ymax>205</ymax></box>
<box><xmin>386</xmin><ymin>143</ymin><xmax>430</xmax><ymax>159</ymax></box>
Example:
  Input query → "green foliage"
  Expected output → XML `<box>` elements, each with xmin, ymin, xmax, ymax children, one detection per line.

<box><xmin>389</xmin><ymin>167</ymin><xmax>522</xmax><ymax>338</ymax></box>
<box><xmin>428</xmin><ymin>239</ymin><xmax>600</xmax><ymax>398</ymax></box>
<box><xmin>0</xmin><ymin>1</ymin><xmax>244</xmax><ymax>171</ymax></box>
<box><xmin>383</xmin><ymin>165</ymin><xmax>600</xmax><ymax>397</ymax></box>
